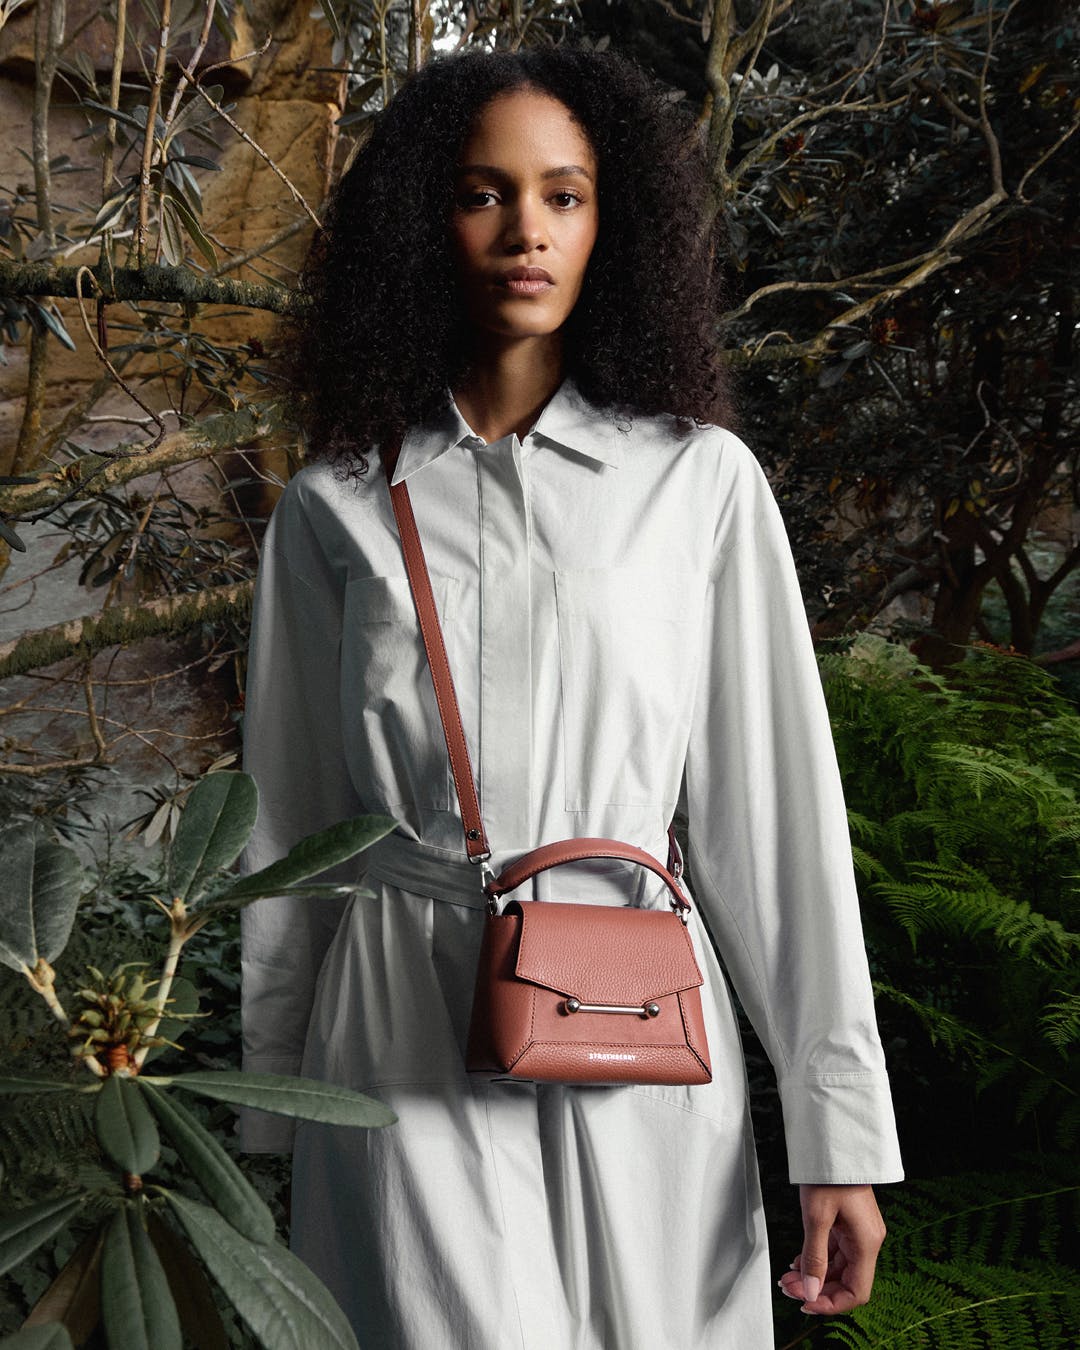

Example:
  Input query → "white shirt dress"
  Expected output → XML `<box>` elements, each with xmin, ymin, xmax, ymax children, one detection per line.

<box><xmin>238</xmin><ymin>374</ymin><xmax>904</xmax><ymax>1350</ymax></box>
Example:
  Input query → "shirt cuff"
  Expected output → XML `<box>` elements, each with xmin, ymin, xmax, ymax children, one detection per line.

<box><xmin>779</xmin><ymin>1071</ymin><xmax>906</xmax><ymax>1184</ymax></box>
<box><xmin>236</xmin><ymin>1055</ymin><xmax>302</xmax><ymax>1155</ymax></box>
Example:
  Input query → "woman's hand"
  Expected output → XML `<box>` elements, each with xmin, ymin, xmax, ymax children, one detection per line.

<box><xmin>777</xmin><ymin>1183</ymin><xmax>887</xmax><ymax>1315</ymax></box>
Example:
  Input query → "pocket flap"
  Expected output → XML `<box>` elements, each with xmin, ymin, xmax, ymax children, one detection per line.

<box><xmin>511</xmin><ymin>901</ymin><xmax>704</xmax><ymax>1004</ymax></box>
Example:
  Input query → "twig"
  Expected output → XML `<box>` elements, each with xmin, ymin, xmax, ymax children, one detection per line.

<box><xmin>188</xmin><ymin>83</ymin><xmax>323</xmax><ymax>230</ymax></box>
<box><xmin>73</xmin><ymin>265</ymin><xmax>168</xmax><ymax>447</ymax></box>
<box><xmin>135</xmin><ymin>0</ymin><xmax>172</xmax><ymax>265</ymax></box>
<box><xmin>97</xmin><ymin>0</ymin><xmax>128</xmax><ymax>275</ymax></box>
<box><xmin>208</xmin><ymin>216</ymin><xmax>311</xmax><ymax>278</ymax></box>
<box><xmin>12</xmin><ymin>0</ymin><xmax>66</xmax><ymax>476</ymax></box>
<box><xmin>162</xmin><ymin>0</ymin><xmax>217</xmax><ymax>131</ymax></box>
<box><xmin>1017</xmin><ymin>109</ymin><xmax>1080</xmax><ymax>204</ymax></box>
<box><xmin>82</xmin><ymin>660</ymin><xmax>107</xmax><ymax>757</ymax></box>
<box><xmin>726</xmin><ymin>247</ymin><xmax>945</xmax><ymax>321</ymax></box>
<box><xmin>133</xmin><ymin>901</ymin><xmax>191</xmax><ymax>1069</ymax></box>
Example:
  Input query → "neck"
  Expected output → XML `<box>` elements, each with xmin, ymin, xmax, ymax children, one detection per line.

<box><xmin>452</xmin><ymin>334</ymin><xmax>566</xmax><ymax>445</ymax></box>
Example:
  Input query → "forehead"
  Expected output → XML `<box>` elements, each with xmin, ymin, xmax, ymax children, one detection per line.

<box><xmin>456</xmin><ymin>89</ymin><xmax>597</xmax><ymax>172</ymax></box>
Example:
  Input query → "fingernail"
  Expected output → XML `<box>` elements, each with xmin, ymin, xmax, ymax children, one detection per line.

<box><xmin>804</xmin><ymin>1275</ymin><xmax>821</xmax><ymax>1302</ymax></box>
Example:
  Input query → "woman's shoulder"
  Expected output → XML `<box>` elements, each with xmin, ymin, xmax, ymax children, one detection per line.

<box><xmin>273</xmin><ymin>455</ymin><xmax>381</xmax><ymax>528</ymax></box>
<box><xmin>613</xmin><ymin>402</ymin><xmax>763</xmax><ymax>488</ymax></box>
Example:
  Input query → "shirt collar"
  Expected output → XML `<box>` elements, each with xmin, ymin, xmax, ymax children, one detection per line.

<box><xmin>389</xmin><ymin>373</ymin><xmax>623</xmax><ymax>484</ymax></box>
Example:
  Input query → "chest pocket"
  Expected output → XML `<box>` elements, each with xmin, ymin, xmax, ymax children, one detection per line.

<box><xmin>341</xmin><ymin>573</ymin><xmax>459</xmax><ymax>812</ymax></box>
<box><xmin>554</xmin><ymin>565</ymin><xmax>707</xmax><ymax>810</ymax></box>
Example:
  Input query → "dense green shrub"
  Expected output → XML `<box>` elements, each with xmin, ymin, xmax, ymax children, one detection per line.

<box><xmin>822</xmin><ymin>637</ymin><xmax>1080</xmax><ymax>1164</ymax></box>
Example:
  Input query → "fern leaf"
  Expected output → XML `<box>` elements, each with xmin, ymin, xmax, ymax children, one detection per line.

<box><xmin>1041</xmin><ymin>993</ymin><xmax>1080</xmax><ymax>1051</ymax></box>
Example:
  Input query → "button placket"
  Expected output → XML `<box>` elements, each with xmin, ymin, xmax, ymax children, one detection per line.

<box><xmin>478</xmin><ymin>438</ymin><xmax>532</xmax><ymax>848</ymax></box>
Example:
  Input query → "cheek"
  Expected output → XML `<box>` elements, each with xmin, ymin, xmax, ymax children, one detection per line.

<box><xmin>570</xmin><ymin>215</ymin><xmax>600</xmax><ymax>273</ymax></box>
<box><xmin>449</xmin><ymin>215</ymin><xmax>487</xmax><ymax>271</ymax></box>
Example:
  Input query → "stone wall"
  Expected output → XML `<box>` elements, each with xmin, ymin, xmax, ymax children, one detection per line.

<box><xmin>0</xmin><ymin>0</ymin><xmax>342</xmax><ymax>831</ymax></box>
<box><xmin>0</xmin><ymin>0</ymin><xmax>339</xmax><ymax>453</ymax></box>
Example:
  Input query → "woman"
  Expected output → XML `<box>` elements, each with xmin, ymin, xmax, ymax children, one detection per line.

<box><xmin>238</xmin><ymin>42</ymin><xmax>904</xmax><ymax>1348</ymax></box>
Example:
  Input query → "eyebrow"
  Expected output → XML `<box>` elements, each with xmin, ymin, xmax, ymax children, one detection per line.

<box><xmin>455</xmin><ymin>163</ymin><xmax>595</xmax><ymax>183</ymax></box>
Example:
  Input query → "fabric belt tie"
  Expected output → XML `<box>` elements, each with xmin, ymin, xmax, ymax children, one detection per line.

<box><xmin>363</xmin><ymin>832</ymin><xmax>677</xmax><ymax>910</ymax></box>
<box><xmin>364</xmin><ymin>834</ymin><xmax>496</xmax><ymax>909</ymax></box>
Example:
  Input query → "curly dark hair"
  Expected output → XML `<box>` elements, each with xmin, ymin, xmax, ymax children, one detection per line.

<box><xmin>275</xmin><ymin>41</ymin><xmax>739</xmax><ymax>479</ymax></box>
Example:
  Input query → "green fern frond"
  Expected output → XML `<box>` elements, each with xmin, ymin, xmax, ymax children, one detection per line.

<box><xmin>925</xmin><ymin>742</ymin><xmax>1049</xmax><ymax>803</ymax></box>
<box><xmin>1055</xmin><ymin>1096</ymin><xmax>1080</xmax><ymax>1148</ymax></box>
<box><xmin>873</xmin><ymin>984</ymin><xmax>990</xmax><ymax>1064</ymax></box>
<box><xmin>847</xmin><ymin>811</ymin><xmax>887</xmax><ymax>847</ymax></box>
<box><xmin>871</xmin><ymin>869</ymin><xmax>1078</xmax><ymax>964</ymax></box>
<box><xmin>0</xmin><ymin>1093</ymin><xmax>95</xmax><ymax>1208</ymax></box>
<box><xmin>1041</xmin><ymin>993</ymin><xmax>1080</xmax><ymax>1051</ymax></box>
<box><xmin>851</xmin><ymin>844</ymin><xmax>891</xmax><ymax>883</ymax></box>
<box><xmin>882</xmin><ymin>808</ymin><xmax>990</xmax><ymax>857</ymax></box>
<box><xmin>824</xmin><ymin>1167</ymin><xmax>1080</xmax><ymax>1348</ymax></box>
<box><xmin>825</xmin><ymin>1260</ymin><xmax>1080</xmax><ymax>1349</ymax></box>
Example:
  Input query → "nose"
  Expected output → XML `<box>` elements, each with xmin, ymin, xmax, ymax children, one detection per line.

<box><xmin>503</xmin><ymin>194</ymin><xmax>548</xmax><ymax>253</ymax></box>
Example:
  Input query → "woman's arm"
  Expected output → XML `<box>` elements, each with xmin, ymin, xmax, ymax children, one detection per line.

<box><xmin>681</xmin><ymin>430</ymin><xmax>903</xmax><ymax>1292</ymax></box>
<box><xmin>238</xmin><ymin>476</ymin><xmax>366</xmax><ymax>1153</ymax></box>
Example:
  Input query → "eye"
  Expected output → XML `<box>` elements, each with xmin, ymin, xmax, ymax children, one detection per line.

<box><xmin>551</xmin><ymin>190</ymin><xmax>584</xmax><ymax>209</ymax></box>
<box><xmin>456</xmin><ymin>188</ymin><xmax>499</xmax><ymax>208</ymax></box>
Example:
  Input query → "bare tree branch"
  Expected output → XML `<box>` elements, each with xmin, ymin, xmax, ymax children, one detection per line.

<box><xmin>136</xmin><ymin>0</ymin><xmax>172</xmax><ymax>265</ymax></box>
<box><xmin>0</xmin><ymin>404</ymin><xmax>280</xmax><ymax>519</ymax></box>
<box><xmin>0</xmin><ymin>259</ymin><xmax>300</xmax><ymax>314</ymax></box>
<box><xmin>0</xmin><ymin>581</ymin><xmax>254</xmax><ymax>681</ymax></box>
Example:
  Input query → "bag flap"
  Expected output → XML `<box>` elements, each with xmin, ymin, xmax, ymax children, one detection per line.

<box><xmin>512</xmin><ymin>901</ymin><xmax>703</xmax><ymax>1003</ymax></box>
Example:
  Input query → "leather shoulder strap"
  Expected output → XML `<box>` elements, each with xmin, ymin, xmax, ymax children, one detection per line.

<box><xmin>382</xmin><ymin>438</ymin><xmax>491</xmax><ymax>862</ymax></box>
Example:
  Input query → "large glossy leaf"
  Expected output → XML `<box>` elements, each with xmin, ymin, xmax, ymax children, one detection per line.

<box><xmin>147</xmin><ymin>1213</ymin><xmax>229</xmax><ymax>1350</ymax></box>
<box><xmin>207</xmin><ymin>814</ymin><xmax>397</xmax><ymax>911</ymax></box>
<box><xmin>168</xmin><ymin>772</ymin><xmax>258</xmax><ymax>903</ymax></box>
<box><xmin>0</xmin><ymin>827</ymin><xmax>84</xmax><ymax>972</ymax></box>
<box><xmin>0</xmin><ymin>1196</ymin><xmax>85</xmax><ymax>1277</ymax></box>
<box><xmin>157</xmin><ymin>1071</ymin><xmax>396</xmax><ymax>1127</ymax></box>
<box><xmin>161</xmin><ymin>1191</ymin><xmax>359</xmax><ymax>1350</ymax></box>
<box><xmin>93</xmin><ymin>1076</ymin><xmax>159</xmax><ymax>1176</ymax></box>
<box><xmin>0</xmin><ymin>1325</ymin><xmax>75</xmax><ymax>1349</ymax></box>
<box><xmin>24</xmin><ymin>1227</ymin><xmax>103</xmax><ymax>1339</ymax></box>
<box><xmin>101</xmin><ymin>1207</ymin><xmax>181</xmax><ymax>1350</ymax></box>
<box><xmin>142</xmin><ymin>1085</ymin><xmax>274</xmax><ymax>1243</ymax></box>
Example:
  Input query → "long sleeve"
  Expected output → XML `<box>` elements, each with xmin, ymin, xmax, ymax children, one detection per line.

<box><xmin>237</xmin><ymin>475</ymin><xmax>366</xmax><ymax>1153</ymax></box>
<box><xmin>683</xmin><ymin>431</ymin><xmax>904</xmax><ymax>1184</ymax></box>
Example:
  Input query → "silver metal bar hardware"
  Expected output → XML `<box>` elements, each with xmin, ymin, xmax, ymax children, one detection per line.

<box><xmin>563</xmin><ymin>998</ymin><xmax>662</xmax><ymax>1018</ymax></box>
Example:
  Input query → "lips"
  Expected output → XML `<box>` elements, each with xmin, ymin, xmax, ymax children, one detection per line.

<box><xmin>502</xmin><ymin>266</ymin><xmax>554</xmax><ymax>282</ymax></box>
<box><xmin>498</xmin><ymin>265</ymin><xmax>555</xmax><ymax>295</ymax></box>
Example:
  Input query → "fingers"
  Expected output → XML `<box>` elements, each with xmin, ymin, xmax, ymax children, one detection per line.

<box><xmin>777</xmin><ymin>1184</ymin><xmax>888</xmax><ymax>1316</ymax></box>
<box><xmin>799</xmin><ymin>1193</ymin><xmax>835</xmax><ymax>1307</ymax></box>
<box><xmin>835</xmin><ymin>1195</ymin><xmax>886</xmax><ymax>1307</ymax></box>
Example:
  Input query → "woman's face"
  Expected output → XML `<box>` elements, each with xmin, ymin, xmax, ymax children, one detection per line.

<box><xmin>449</xmin><ymin>88</ymin><xmax>599</xmax><ymax>344</ymax></box>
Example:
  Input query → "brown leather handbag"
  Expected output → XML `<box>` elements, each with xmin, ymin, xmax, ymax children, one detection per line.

<box><xmin>383</xmin><ymin>438</ymin><xmax>712</xmax><ymax>1088</ymax></box>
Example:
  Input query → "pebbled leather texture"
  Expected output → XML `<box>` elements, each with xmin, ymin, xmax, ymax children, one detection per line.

<box><xmin>467</xmin><ymin>902</ymin><xmax>712</xmax><ymax>1086</ymax></box>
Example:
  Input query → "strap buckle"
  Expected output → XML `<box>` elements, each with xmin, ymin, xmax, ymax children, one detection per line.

<box><xmin>468</xmin><ymin>855</ymin><xmax>499</xmax><ymax>914</ymax></box>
